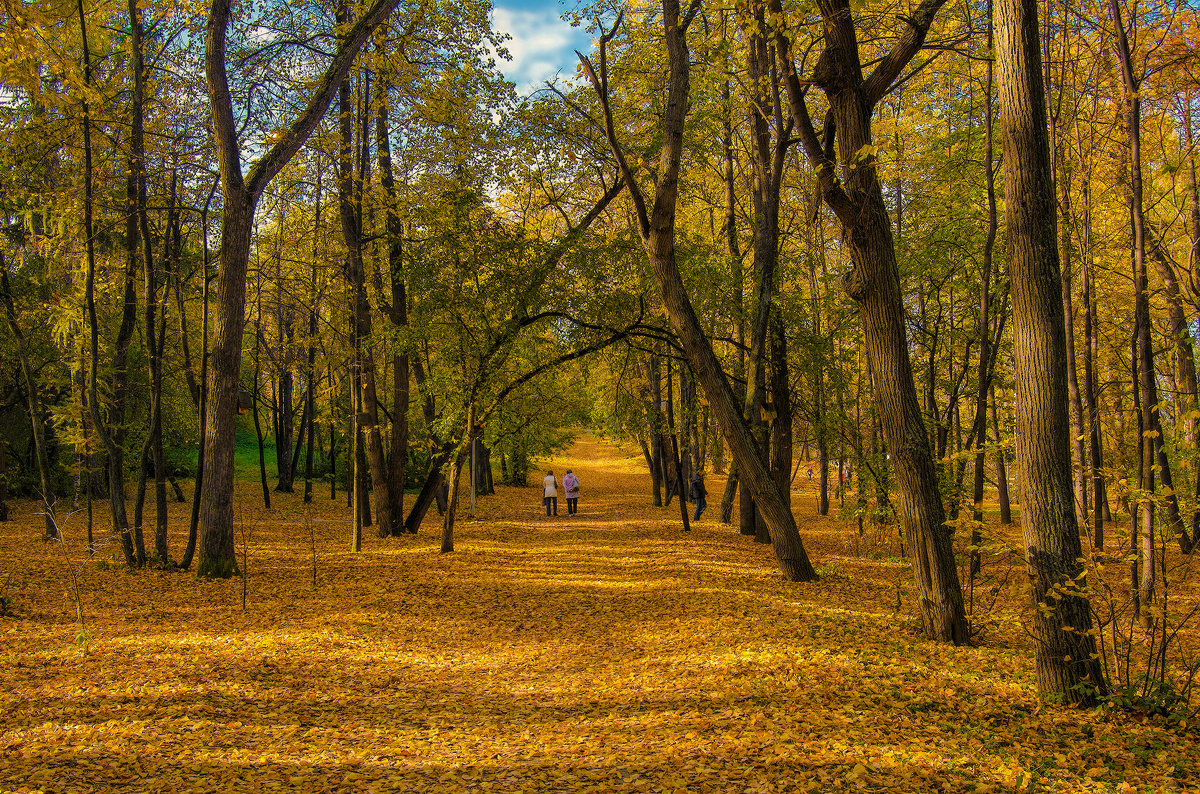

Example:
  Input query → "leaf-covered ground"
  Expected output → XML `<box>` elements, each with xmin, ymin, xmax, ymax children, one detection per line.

<box><xmin>1</xmin><ymin>435</ymin><xmax>1194</xmax><ymax>792</ymax></box>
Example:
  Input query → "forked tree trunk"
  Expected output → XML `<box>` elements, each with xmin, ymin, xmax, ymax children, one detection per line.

<box><xmin>997</xmin><ymin>0</ymin><xmax>1106</xmax><ymax>703</ymax></box>
<box><xmin>198</xmin><ymin>0</ymin><xmax>402</xmax><ymax>577</ymax></box>
<box><xmin>771</xmin><ymin>0</ymin><xmax>967</xmax><ymax>636</ymax></box>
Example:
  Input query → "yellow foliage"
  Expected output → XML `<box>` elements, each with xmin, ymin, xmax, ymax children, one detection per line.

<box><xmin>0</xmin><ymin>435</ymin><xmax>1195</xmax><ymax>791</ymax></box>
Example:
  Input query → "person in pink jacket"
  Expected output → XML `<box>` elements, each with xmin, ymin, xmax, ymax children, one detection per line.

<box><xmin>563</xmin><ymin>469</ymin><xmax>580</xmax><ymax>515</ymax></box>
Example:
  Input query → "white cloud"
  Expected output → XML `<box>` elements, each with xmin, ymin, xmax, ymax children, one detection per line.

<box><xmin>490</xmin><ymin>6</ymin><xmax>588</xmax><ymax>92</ymax></box>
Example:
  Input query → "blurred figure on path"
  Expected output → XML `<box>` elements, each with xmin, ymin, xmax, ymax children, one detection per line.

<box><xmin>689</xmin><ymin>473</ymin><xmax>707</xmax><ymax>521</ymax></box>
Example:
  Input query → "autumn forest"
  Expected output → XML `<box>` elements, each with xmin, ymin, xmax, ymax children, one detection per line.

<box><xmin>2</xmin><ymin>0</ymin><xmax>1200</xmax><ymax>788</ymax></box>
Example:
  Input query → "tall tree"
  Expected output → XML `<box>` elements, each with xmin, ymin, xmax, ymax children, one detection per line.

<box><xmin>579</xmin><ymin>6</ymin><xmax>817</xmax><ymax>582</ymax></box>
<box><xmin>197</xmin><ymin>0</ymin><xmax>404</xmax><ymax>577</ymax></box>
<box><xmin>770</xmin><ymin>0</ymin><xmax>968</xmax><ymax>637</ymax></box>
<box><xmin>997</xmin><ymin>0</ymin><xmax>1106</xmax><ymax>703</ymax></box>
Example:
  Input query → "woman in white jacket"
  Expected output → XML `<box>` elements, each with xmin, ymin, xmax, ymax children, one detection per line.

<box><xmin>542</xmin><ymin>470</ymin><xmax>558</xmax><ymax>516</ymax></box>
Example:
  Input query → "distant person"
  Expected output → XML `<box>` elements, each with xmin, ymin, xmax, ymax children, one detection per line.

<box><xmin>807</xmin><ymin>465</ymin><xmax>813</xmax><ymax>482</ymax></box>
<box><xmin>563</xmin><ymin>469</ymin><xmax>580</xmax><ymax>515</ymax></box>
<box><xmin>688</xmin><ymin>472</ymin><xmax>707</xmax><ymax>521</ymax></box>
<box><xmin>542</xmin><ymin>470</ymin><xmax>558</xmax><ymax>516</ymax></box>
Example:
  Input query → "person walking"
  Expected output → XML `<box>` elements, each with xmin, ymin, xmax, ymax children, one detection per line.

<box><xmin>563</xmin><ymin>469</ymin><xmax>580</xmax><ymax>515</ymax></box>
<box><xmin>688</xmin><ymin>472</ymin><xmax>707</xmax><ymax>521</ymax></box>
<box><xmin>542</xmin><ymin>470</ymin><xmax>558</xmax><ymax>516</ymax></box>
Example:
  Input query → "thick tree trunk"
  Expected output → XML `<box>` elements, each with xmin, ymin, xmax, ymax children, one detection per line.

<box><xmin>997</xmin><ymin>0</ymin><xmax>1106</xmax><ymax>702</ymax></box>
<box><xmin>198</xmin><ymin>0</ymin><xmax>403</xmax><ymax>577</ymax></box>
<box><xmin>197</xmin><ymin>196</ymin><xmax>252</xmax><ymax>578</ymax></box>
<box><xmin>769</xmin><ymin>0</ymin><xmax>969</xmax><ymax>638</ymax></box>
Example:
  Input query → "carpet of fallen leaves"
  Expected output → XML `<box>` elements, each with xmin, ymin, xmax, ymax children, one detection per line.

<box><xmin>1</xmin><ymin>434</ymin><xmax>1196</xmax><ymax>792</ymax></box>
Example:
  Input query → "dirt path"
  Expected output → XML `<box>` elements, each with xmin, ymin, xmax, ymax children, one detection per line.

<box><xmin>0</xmin><ymin>434</ymin><xmax>1193</xmax><ymax>792</ymax></box>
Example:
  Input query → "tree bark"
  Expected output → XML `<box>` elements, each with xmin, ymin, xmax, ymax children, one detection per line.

<box><xmin>997</xmin><ymin>0</ymin><xmax>1106</xmax><ymax>702</ymax></box>
<box><xmin>771</xmin><ymin>0</ymin><xmax>968</xmax><ymax>635</ymax></box>
<box><xmin>338</xmin><ymin>64</ymin><xmax>393</xmax><ymax>543</ymax></box>
<box><xmin>198</xmin><ymin>0</ymin><xmax>403</xmax><ymax>577</ymax></box>
<box><xmin>374</xmin><ymin>50</ymin><xmax>409</xmax><ymax>536</ymax></box>
<box><xmin>580</xmin><ymin>2</ymin><xmax>817</xmax><ymax>581</ymax></box>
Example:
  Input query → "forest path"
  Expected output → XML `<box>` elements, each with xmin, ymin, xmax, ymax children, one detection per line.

<box><xmin>0</xmin><ymin>434</ymin><xmax>1193</xmax><ymax>791</ymax></box>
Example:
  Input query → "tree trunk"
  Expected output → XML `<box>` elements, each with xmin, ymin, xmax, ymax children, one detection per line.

<box><xmin>772</xmin><ymin>0</ymin><xmax>968</xmax><ymax>637</ymax></box>
<box><xmin>1077</xmin><ymin>163</ymin><xmax>1105</xmax><ymax>546</ymax></box>
<box><xmin>666</xmin><ymin>358</ymin><xmax>691</xmax><ymax>532</ymax></box>
<box><xmin>251</xmin><ymin>336</ymin><xmax>272</xmax><ymax>510</ymax></box>
<box><xmin>971</xmin><ymin>3</ymin><xmax>999</xmax><ymax>577</ymax></box>
<box><xmin>1108</xmin><ymin>0</ymin><xmax>1190</xmax><ymax>559</ymax></box>
<box><xmin>338</xmin><ymin>66</ymin><xmax>393</xmax><ymax>541</ymax></box>
<box><xmin>374</xmin><ymin>55</ymin><xmax>410</xmax><ymax>537</ymax></box>
<box><xmin>769</xmin><ymin>314</ymin><xmax>792</xmax><ymax>516</ymax></box>
<box><xmin>997</xmin><ymin>0</ymin><xmax>1106</xmax><ymax>702</ymax></box>
<box><xmin>0</xmin><ymin>267</ymin><xmax>56</xmax><ymax>538</ymax></box>
<box><xmin>198</xmin><ymin>0</ymin><xmax>403</xmax><ymax>577</ymax></box>
<box><xmin>719</xmin><ymin>463</ymin><xmax>738</xmax><ymax>524</ymax></box>
<box><xmin>580</xmin><ymin>2</ymin><xmax>817</xmax><ymax>581</ymax></box>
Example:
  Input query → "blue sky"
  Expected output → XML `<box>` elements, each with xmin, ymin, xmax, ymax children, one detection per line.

<box><xmin>490</xmin><ymin>0</ymin><xmax>592</xmax><ymax>92</ymax></box>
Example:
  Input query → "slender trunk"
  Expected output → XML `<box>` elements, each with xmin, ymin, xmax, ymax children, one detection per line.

<box><xmin>0</xmin><ymin>439</ymin><xmax>7</xmax><ymax>522</ymax></box>
<box><xmin>719</xmin><ymin>463</ymin><xmax>738</xmax><ymax>524</ymax></box>
<box><xmin>1108</xmin><ymin>0</ymin><xmax>1188</xmax><ymax>562</ymax></box>
<box><xmin>1078</xmin><ymin>157</ymin><xmax>1105</xmax><ymax>546</ymax></box>
<box><xmin>1147</xmin><ymin>233</ymin><xmax>1199</xmax><ymax>552</ymax></box>
<box><xmin>1184</xmin><ymin>98</ymin><xmax>1200</xmax><ymax>542</ymax></box>
<box><xmin>251</xmin><ymin>332</ymin><xmax>272</xmax><ymax>510</ymax></box>
<box><xmin>1043</xmin><ymin>4</ymin><xmax>1088</xmax><ymax>527</ymax></box>
<box><xmin>182</xmin><ymin>186</ymin><xmax>216</xmax><ymax>571</ymax></box>
<box><xmin>0</xmin><ymin>266</ymin><xmax>56</xmax><ymax>538</ymax></box>
<box><xmin>971</xmin><ymin>14</ymin><xmax>999</xmax><ymax>576</ymax></box>
<box><xmin>338</xmin><ymin>66</ymin><xmax>392</xmax><ymax>537</ymax></box>
<box><xmin>647</xmin><ymin>354</ymin><xmax>665</xmax><ymax>506</ymax></box>
<box><xmin>375</xmin><ymin>38</ymin><xmax>409</xmax><ymax>536</ymax></box>
<box><xmin>581</xmin><ymin>3</ymin><xmax>816</xmax><ymax>580</ymax></box>
<box><xmin>666</xmin><ymin>358</ymin><xmax>691</xmax><ymax>532</ymax></box>
<box><xmin>997</xmin><ymin>0</ymin><xmax>1105</xmax><ymax>702</ymax></box>
<box><xmin>441</xmin><ymin>437</ymin><xmax>469</xmax><ymax>554</ymax></box>
<box><xmin>991</xmin><ymin>385</ymin><xmax>1012</xmax><ymax>524</ymax></box>
<box><xmin>769</xmin><ymin>314</ymin><xmax>792</xmax><ymax>516</ymax></box>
